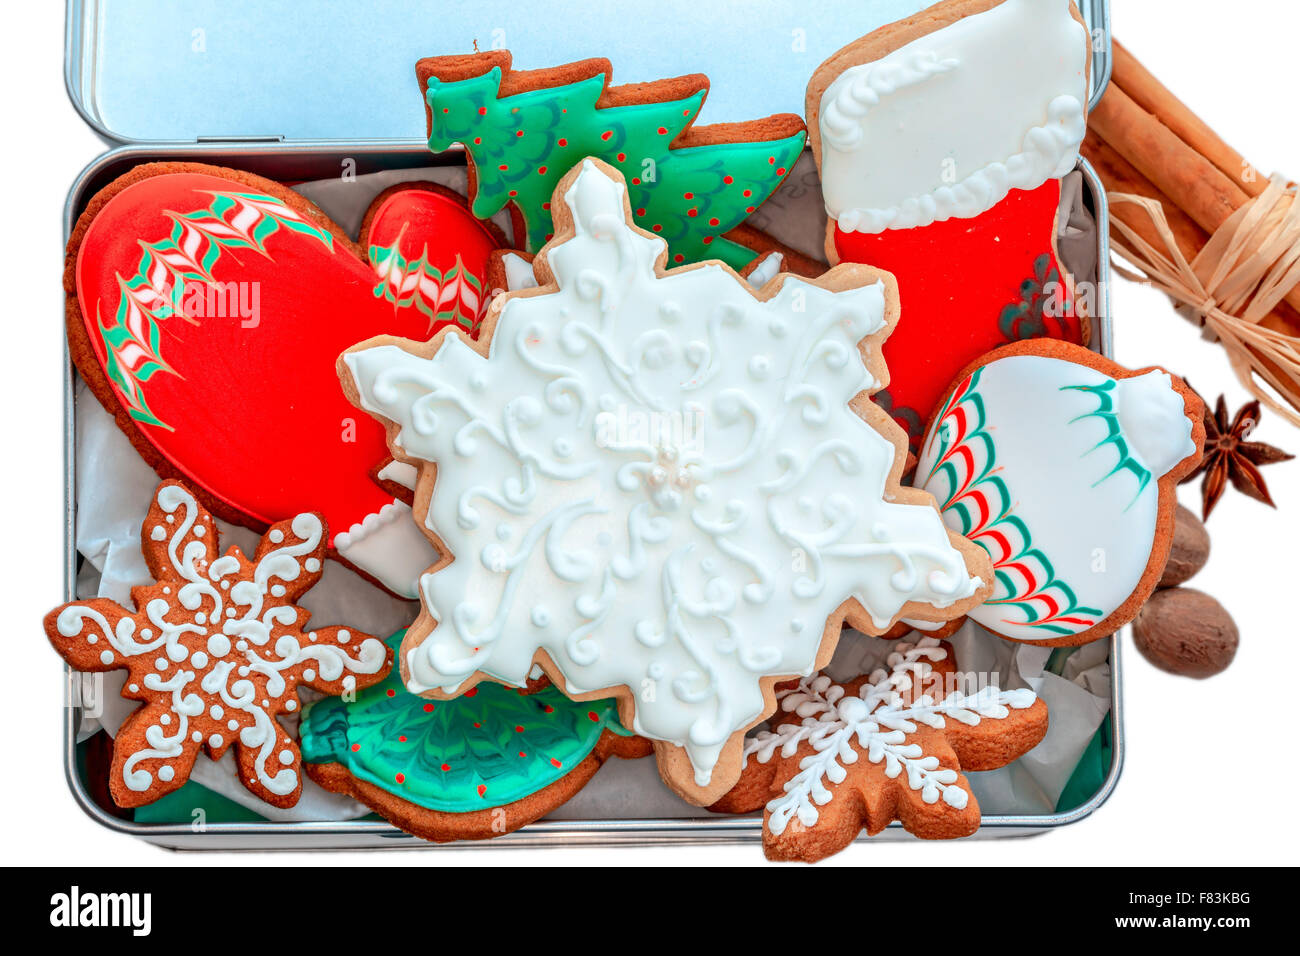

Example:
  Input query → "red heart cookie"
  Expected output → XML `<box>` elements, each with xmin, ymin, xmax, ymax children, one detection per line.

<box><xmin>66</xmin><ymin>163</ymin><xmax>505</xmax><ymax>597</ymax></box>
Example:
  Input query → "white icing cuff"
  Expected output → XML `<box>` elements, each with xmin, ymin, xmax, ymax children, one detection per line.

<box><xmin>744</xmin><ymin>252</ymin><xmax>784</xmax><ymax>288</ymax></box>
<box><xmin>832</xmin><ymin>96</ymin><xmax>1086</xmax><ymax>233</ymax></box>
<box><xmin>501</xmin><ymin>251</ymin><xmax>538</xmax><ymax>291</ymax></box>
<box><xmin>376</xmin><ymin>459</ymin><xmax>419</xmax><ymax>492</ymax></box>
<box><xmin>333</xmin><ymin>499</ymin><xmax>436</xmax><ymax>600</ymax></box>
<box><xmin>817</xmin><ymin>0</ymin><xmax>1090</xmax><ymax>233</ymax></box>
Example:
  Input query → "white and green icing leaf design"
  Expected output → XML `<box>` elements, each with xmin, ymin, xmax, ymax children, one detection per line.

<box><xmin>369</xmin><ymin>240</ymin><xmax>486</xmax><ymax>334</ymax></box>
<box><xmin>98</xmin><ymin>190</ymin><xmax>334</xmax><ymax>430</ymax></box>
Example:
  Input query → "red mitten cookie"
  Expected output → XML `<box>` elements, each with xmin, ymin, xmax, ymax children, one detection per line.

<box><xmin>66</xmin><ymin>163</ymin><xmax>504</xmax><ymax>598</ymax></box>
<box><xmin>807</xmin><ymin>0</ymin><xmax>1094</xmax><ymax>449</ymax></box>
<box><xmin>712</xmin><ymin>637</ymin><xmax>1048</xmax><ymax>863</ymax></box>
<box><xmin>45</xmin><ymin>481</ymin><xmax>393</xmax><ymax>809</ymax></box>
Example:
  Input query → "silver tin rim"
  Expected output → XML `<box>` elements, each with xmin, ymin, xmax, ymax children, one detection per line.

<box><xmin>61</xmin><ymin>142</ymin><xmax>1122</xmax><ymax>851</ymax></box>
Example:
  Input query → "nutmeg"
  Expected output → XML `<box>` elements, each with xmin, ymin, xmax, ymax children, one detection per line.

<box><xmin>1132</xmin><ymin>588</ymin><xmax>1238</xmax><ymax>679</ymax></box>
<box><xmin>1159</xmin><ymin>505</ymin><xmax>1210</xmax><ymax>587</ymax></box>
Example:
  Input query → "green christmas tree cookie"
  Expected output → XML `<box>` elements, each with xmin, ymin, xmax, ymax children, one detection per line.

<box><xmin>419</xmin><ymin>51</ymin><xmax>806</xmax><ymax>270</ymax></box>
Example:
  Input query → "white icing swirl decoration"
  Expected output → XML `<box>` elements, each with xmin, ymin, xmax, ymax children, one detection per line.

<box><xmin>49</xmin><ymin>483</ymin><xmax>389</xmax><ymax>804</ymax></box>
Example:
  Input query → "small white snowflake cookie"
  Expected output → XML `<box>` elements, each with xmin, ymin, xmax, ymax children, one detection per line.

<box><xmin>45</xmin><ymin>480</ymin><xmax>393</xmax><ymax>808</ymax></box>
<box><xmin>712</xmin><ymin>636</ymin><xmax>1048</xmax><ymax>862</ymax></box>
<box><xmin>338</xmin><ymin>159</ymin><xmax>992</xmax><ymax>803</ymax></box>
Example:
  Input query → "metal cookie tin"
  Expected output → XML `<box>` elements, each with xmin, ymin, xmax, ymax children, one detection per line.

<box><xmin>60</xmin><ymin>0</ymin><xmax>1118</xmax><ymax>850</ymax></box>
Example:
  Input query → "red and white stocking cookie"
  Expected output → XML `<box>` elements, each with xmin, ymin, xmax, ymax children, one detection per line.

<box><xmin>807</xmin><ymin>0</ymin><xmax>1093</xmax><ymax>448</ymax></box>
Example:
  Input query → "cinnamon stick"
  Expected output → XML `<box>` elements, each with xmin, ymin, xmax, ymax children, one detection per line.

<box><xmin>1090</xmin><ymin>84</ymin><xmax>1300</xmax><ymax>318</ymax></box>
<box><xmin>1081</xmin><ymin>133</ymin><xmax>1209</xmax><ymax>262</ymax></box>
<box><xmin>1111</xmin><ymin>40</ymin><xmax>1267</xmax><ymax>199</ymax></box>
<box><xmin>1085</xmin><ymin>128</ymin><xmax>1300</xmax><ymax>338</ymax></box>
<box><xmin>1090</xmin><ymin>84</ymin><xmax>1248</xmax><ymax>236</ymax></box>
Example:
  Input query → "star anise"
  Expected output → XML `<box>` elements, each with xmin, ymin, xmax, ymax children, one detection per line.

<box><xmin>1181</xmin><ymin>392</ymin><xmax>1294</xmax><ymax>520</ymax></box>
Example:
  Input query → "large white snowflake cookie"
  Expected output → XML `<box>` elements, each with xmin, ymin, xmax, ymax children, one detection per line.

<box><xmin>338</xmin><ymin>159</ymin><xmax>991</xmax><ymax>803</ymax></box>
<box><xmin>712</xmin><ymin>637</ymin><xmax>1049</xmax><ymax>862</ymax></box>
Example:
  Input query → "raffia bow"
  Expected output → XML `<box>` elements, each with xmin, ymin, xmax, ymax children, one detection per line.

<box><xmin>1107</xmin><ymin>175</ymin><xmax>1300</xmax><ymax>426</ymax></box>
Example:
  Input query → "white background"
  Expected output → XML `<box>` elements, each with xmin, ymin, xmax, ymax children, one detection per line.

<box><xmin>1</xmin><ymin>1</ymin><xmax>1296</xmax><ymax>866</ymax></box>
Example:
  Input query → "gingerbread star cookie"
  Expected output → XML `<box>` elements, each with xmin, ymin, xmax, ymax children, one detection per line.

<box><xmin>712</xmin><ymin>637</ymin><xmax>1048</xmax><ymax>862</ymax></box>
<box><xmin>45</xmin><ymin>481</ymin><xmax>393</xmax><ymax>809</ymax></box>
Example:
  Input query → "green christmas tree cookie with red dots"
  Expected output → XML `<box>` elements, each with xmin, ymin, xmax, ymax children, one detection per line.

<box><xmin>300</xmin><ymin>630</ymin><xmax>651</xmax><ymax>842</ymax></box>
<box><xmin>418</xmin><ymin>51</ymin><xmax>806</xmax><ymax>270</ymax></box>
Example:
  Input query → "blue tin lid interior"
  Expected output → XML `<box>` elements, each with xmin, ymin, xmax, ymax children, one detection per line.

<box><xmin>66</xmin><ymin>0</ymin><xmax>1109</xmax><ymax>144</ymax></box>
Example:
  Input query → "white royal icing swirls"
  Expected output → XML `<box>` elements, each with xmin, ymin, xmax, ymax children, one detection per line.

<box><xmin>818</xmin><ymin>0</ymin><xmax>1090</xmax><ymax>233</ymax></box>
<box><xmin>745</xmin><ymin>638</ymin><xmax>1038</xmax><ymax>835</ymax></box>
<box><xmin>344</xmin><ymin>160</ymin><xmax>982</xmax><ymax>787</ymax></box>
<box><xmin>57</xmin><ymin>485</ymin><xmax>387</xmax><ymax>796</ymax></box>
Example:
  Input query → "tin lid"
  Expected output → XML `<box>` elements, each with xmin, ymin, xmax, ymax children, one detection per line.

<box><xmin>65</xmin><ymin>0</ymin><xmax>1109</xmax><ymax>144</ymax></box>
